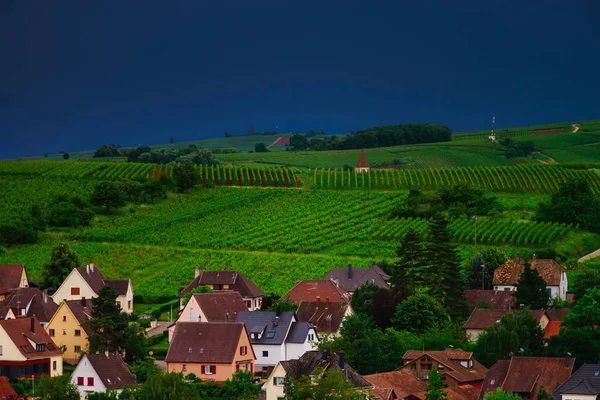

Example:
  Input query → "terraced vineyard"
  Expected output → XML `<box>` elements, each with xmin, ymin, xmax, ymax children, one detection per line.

<box><xmin>0</xmin><ymin>160</ymin><xmax>155</xmax><ymax>180</ymax></box>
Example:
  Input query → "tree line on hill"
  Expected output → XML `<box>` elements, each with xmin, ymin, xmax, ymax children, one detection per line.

<box><xmin>94</xmin><ymin>143</ymin><xmax>232</xmax><ymax>164</ymax></box>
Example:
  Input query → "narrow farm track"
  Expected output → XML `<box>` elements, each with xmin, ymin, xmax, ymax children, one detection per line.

<box><xmin>579</xmin><ymin>247</ymin><xmax>600</xmax><ymax>263</ymax></box>
<box><xmin>571</xmin><ymin>124</ymin><xmax>580</xmax><ymax>133</ymax></box>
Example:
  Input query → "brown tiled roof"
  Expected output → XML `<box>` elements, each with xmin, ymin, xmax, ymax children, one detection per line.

<box><xmin>410</xmin><ymin>385</ymin><xmax>480</xmax><ymax>400</ymax></box>
<box><xmin>324</xmin><ymin>265</ymin><xmax>389</xmax><ymax>292</ymax></box>
<box><xmin>281</xmin><ymin>351</ymin><xmax>372</xmax><ymax>389</ymax></box>
<box><xmin>65</xmin><ymin>299</ymin><xmax>94</xmax><ymax>334</ymax></box>
<box><xmin>0</xmin><ymin>288</ymin><xmax>58</xmax><ymax>323</ymax></box>
<box><xmin>296</xmin><ymin>301</ymin><xmax>349</xmax><ymax>334</ymax></box>
<box><xmin>544</xmin><ymin>320</ymin><xmax>562</xmax><ymax>339</ymax></box>
<box><xmin>502</xmin><ymin>357</ymin><xmax>574</xmax><ymax>395</ymax></box>
<box><xmin>0</xmin><ymin>376</ymin><xmax>19</xmax><ymax>399</ymax></box>
<box><xmin>192</xmin><ymin>292</ymin><xmax>248</xmax><ymax>322</ymax></box>
<box><xmin>545</xmin><ymin>308</ymin><xmax>570</xmax><ymax>321</ymax></box>
<box><xmin>356</xmin><ymin>149</ymin><xmax>369</xmax><ymax>168</ymax></box>
<box><xmin>530</xmin><ymin>310</ymin><xmax>548</xmax><ymax>321</ymax></box>
<box><xmin>104</xmin><ymin>280</ymin><xmax>129</xmax><ymax>296</ymax></box>
<box><xmin>401</xmin><ymin>350</ymin><xmax>487</xmax><ymax>384</ymax></box>
<box><xmin>479</xmin><ymin>360</ymin><xmax>511</xmax><ymax>399</ymax></box>
<box><xmin>76</xmin><ymin>265</ymin><xmax>106</xmax><ymax>293</ymax></box>
<box><xmin>281</xmin><ymin>280</ymin><xmax>349</xmax><ymax>304</ymax></box>
<box><xmin>178</xmin><ymin>270</ymin><xmax>264</xmax><ymax>298</ymax></box>
<box><xmin>363</xmin><ymin>370</ymin><xmax>427</xmax><ymax>398</ymax></box>
<box><xmin>84</xmin><ymin>352</ymin><xmax>137</xmax><ymax>390</ymax></box>
<box><xmin>371</xmin><ymin>387</ymin><xmax>394</xmax><ymax>400</ymax></box>
<box><xmin>0</xmin><ymin>317</ymin><xmax>62</xmax><ymax>359</ymax></box>
<box><xmin>463</xmin><ymin>290</ymin><xmax>515</xmax><ymax>310</ymax></box>
<box><xmin>27</xmin><ymin>291</ymin><xmax>58</xmax><ymax>323</ymax></box>
<box><xmin>0</xmin><ymin>264</ymin><xmax>25</xmax><ymax>293</ymax></box>
<box><xmin>0</xmin><ymin>306</ymin><xmax>12</xmax><ymax>319</ymax></box>
<box><xmin>493</xmin><ymin>258</ymin><xmax>565</xmax><ymax>286</ymax></box>
<box><xmin>166</xmin><ymin>322</ymin><xmax>251</xmax><ymax>364</ymax></box>
<box><xmin>0</xmin><ymin>287</ymin><xmax>38</xmax><ymax>309</ymax></box>
<box><xmin>463</xmin><ymin>309</ymin><xmax>508</xmax><ymax>330</ymax></box>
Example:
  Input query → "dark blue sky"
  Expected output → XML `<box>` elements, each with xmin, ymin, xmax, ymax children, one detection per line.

<box><xmin>1</xmin><ymin>1</ymin><xmax>599</xmax><ymax>158</ymax></box>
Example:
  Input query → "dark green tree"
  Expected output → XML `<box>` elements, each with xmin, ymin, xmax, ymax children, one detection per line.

<box><xmin>392</xmin><ymin>229</ymin><xmax>425</xmax><ymax>298</ymax></box>
<box><xmin>63</xmin><ymin>152</ymin><xmax>70</xmax><ymax>160</ymax></box>
<box><xmin>547</xmin><ymin>329</ymin><xmax>600</xmax><ymax>367</ymax></box>
<box><xmin>220</xmin><ymin>370</ymin><xmax>261</xmax><ymax>399</ymax></box>
<box><xmin>41</xmin><ymin>242</ymin><xmax>80</xmax><ymax>289</ymax></box>
<box><xmin>562</xmin><ymin>288</ymin><xmax>600</xmax><ymax>332</ymax></box>
<box><xmin>393</xmin><ymin>294</ymin><xmax>447</xmax><ymax>336</ymax></box>
<box><xmin>289</xmin><ymin>134</ymin><xmax>310</xmax><ymax>151</ymax></box>
<box><xmin>474</xmin><ymin>309</ymin><xmax>545</xmax><ymax>367</ymax></box>
<box><xmin>254</xmin><ymin>142</ymin><xmax>268</xmax><ymax>152</ymax></box>
<box><xmin>425</xmin><ymin>366</ymin><xmax>448</xmax><ymax>400</ymax></box>
<box><xmin>284</xmin><ymin>369</ymin><xmax>370</xmax><ymax>400</ymax></box>
<box><xmin>536</xmin><ymin>178</ymin><xmax>600</xmax><ymax>233</ymax></box>
<box><xmin>34</xmin><ymin>375</ymin><xmax>80</xmax><ymax>400</ymax></box>
<box><xmin>422</xmin><ymin>214</ymin><xmax>466</xmax><ymax>313</ymax></box>
<box><xmin>468</xmin><ymin>253</ymin><xmax>486</xmax><ymax>290</ymax></box>
<box><xmin>484</xmin><ymin>388</ymin><xmax>522</xmax><ymax>400</ymax></box>
<box><xmin>571</xmin><ymin>270</ymin><xmax>600</xmax><ymax>303</ymax></box>
<box><xmin>480</xmin><ymin>247</ymin><xmax>506</xmax><ymax>288</ymax></box>
<box><xmin>173</xmin><ymin>163</ymin><xmax>199</xmax><ymax>192</ymax></box>
<box><xmin>30</xmin><ymin>203</ymin><xmax>47</xmax><ymax>232</ymax></box>
<box><xmin>91</xmin><ymin>181</ymin><xmax>127</xmax><ymax>212</ymax></box>
<box><xmin>0</xmin><ymin>222</ymin><xmax>38</xmax><ymax>247</ymax></box>
<box><xmin>350</xmin><ymin>283</ymin><xmax>380</xmax><ymax>315</ymax></box>
<box><xmin>265</xmin><ymin>298</ymin><xmax>297</xmax><ymax>312</ymax></box>
<box><xmin>94</xmin><ymin>144</ymin><xmax>120</xmax><ymax>158</ymax></box>
<box><xmin>48</xmin><ymin>195</ymin><xmax>94</xmax><ymax>227</ymax></box>
<box><xmin>515</xmin><ymin>263</ymin><xmax>550</xmax><ymax>309</ymax></box>
<box><xmin>141</xmin><ymin>180</ymin><xmax>167</xmax><ymax>203</ymax></box>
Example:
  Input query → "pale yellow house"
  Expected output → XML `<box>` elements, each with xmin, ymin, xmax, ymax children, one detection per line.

<box><xmin>46</xmin><ymin>299</ymin><xmax>93</xmax><ymax>364</ymax></box>
<box><xmin>52</xmin><ymin>264</ymin><xmax>133</xmax><ymax>313</ymax></box>
<box><xmin>0</xmin><ymin>264</ymin><xmax>29</xmax><ymax>301</ymax></box>
<box><xmin>0</xmin><ymin>317</ymin><xmax>63</xmax><ymax>378</ymax></box>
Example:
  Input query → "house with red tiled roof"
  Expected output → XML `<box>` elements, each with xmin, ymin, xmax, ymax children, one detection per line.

<box><xmin>52</xmin><ymin>264</ymin><xmax>133</xmax><ymax>313</ymax></box>
<box><xmin>281</xmin><ymin>280</ymin><xmax>350</xmax><ymax>305</ymax></box>
<box><xmin>399</xmin><ymin>349</ymin><xmax>487</xmax><ymax>389</ymax></box>
<box><xmin>166</xmin><ymin>322</ymin><xmax>255</xmax><ymax>383</ymax></box>
<box><xmin>363</xmin><ymin>370</ymin><xmax>426</xmax><ymax>400</ymax></box>
<box><xmin>493</xmin><ymin>255</ymin><xmax>568</xmax><ymax>301</ymax></box>
<box><xmin>479</xmin><ymin>356</ymin><xmax>574</xmax><ymax>400</ymax></box>
<box><xmin>71</xmin><ymin>351</ymin><xmax>137</xmax><ymax>399</ymax></box>
<box><xmin>295</xmin><ymin>299</ymin><xmax>352</xmax><ymax>336</ymax></box>
<box><xmin>463</xmin><ymin>308</ymin><xmax>550</xmax><ymax>342</ymax></box>
<box><xmin>356</xmin><ymin>149</ymin><xmax>370</xmax><ymax>173</ymax></box>
<box><xmin>0</xmin><ymin>288</ymin><xmax>58</xmax><ymax>328</ymax></box>
<box><xmin>178</xmin><ymin>269</ymin><xmax>264</xmax><ymax>311</ymax></box>
<box><xmin>0</xmin><ymin>317</ymin><xmax>63</xmax><ymax>378</ymax></box>
<box><xmin>0</xmin><ymin>264</ymin><xmax>29</xmax><ymax>301</ymax></box>
<box><xmin>544</xmin><ymin>308</ymin><xmax>570</xmax><ymax>340</ymax></box>
<box><xmin>45</xmin><ymin>298</ymin><xmax>93</xmax><ymax>363</ymax></box>
<box><xmin>463</xmin><ymin>290</ymin><xmax>515</xmax><ymax>310</ymax></box>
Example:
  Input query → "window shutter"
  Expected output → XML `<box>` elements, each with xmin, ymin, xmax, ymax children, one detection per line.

<box><xmin>273</xmin><ymin>377</ymin><xmax>277</xmax><ymax>385</ymax></box>
<box><xmin>236</xmin><ymin>364</ymin><xmax>240</xmax><ymax>371</ymax></box>
<box><xmin>77</xmin><ymin>377</ymin><xmax>84</xmax><ymax>386</ymax></box>
<box><xmin>212</xmin><ymin>365</ymin><xmax>217</xmax><ymax>374</ymax></box>
<box><xmin>201</xmin><ymin>365</ymin><xmax>206</xmax><ymax>374</ymax></box>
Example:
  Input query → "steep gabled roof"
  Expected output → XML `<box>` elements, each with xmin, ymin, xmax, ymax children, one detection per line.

<box><xmin>178</xmin><ymin>270</ymin><xmax>264</xmax><ymax>298</ymax></box>
<box><xmin>356</xmin><ymin>149</ymin><xmax>369</xmax><ymax>169</ymax></box>
<box><xmin>64</xmin><ymin>299</ymin><xmax>94</xmax><ymax>334</ymax></box>
<box><xmin>296</xmin><ymin>301</ymin><xmax>349</xmax><ymax>334</ymax></box>
<box><xmin>546</xmin><ymin>308</ymin><xmax>570</xmax><ymax>321</ymax></box>
<box><xmin>553</xmin><ymin>364</ymin><xmax>600</xmax><ymax>399</ymax></box>
<box><xmin>0</xmin><ymin>264</ymin><xmax>25</xmax><ymax>293</ymax></box>
<box><xmin>479</xmin><ymin>360</ymin><xmax>511</xmax><ymax>399</ymax></box>
<box><xmin>166</xmin><ymin>322</ymin><xmax>251</xmax><ymax>364</ymax></box>
<box><xmin>192</xmin><ymin>292</ymin><xmax>248</xmax><ymax>322</ymax></box>
<box><xmin>281</xmin><ymin>351</ymin><xmax>372</xmax><ymax>389</ymax></box>
<box><xmin>363</xmin><ymin>370</ymin><xmax>427</xmax><ymax>398</ymax></box>
<box><xmin>0</xmin><ymin>288</ymin><xmax>58</xmax><ymax>323</ymax></box>
<box><xmin>281</xmin><ymin>280</ymin><xmax>349</xmax><ymax>304</ymax></box>
<box><xmin>83</xmin><ymin>352</ymin><xmax>137</xmax><ymax>390</ymax></box>
<box><xmin>0</xmin><ymin>317</ymin><xmax>62</xmax><ymax>359</ymax></box>
<box><xmin>401</xmin><ymin>349</ymin><xmax>487</xmax><ymax>383</ymax></box>
<box><xmin>324</xmin><ymin>265</ymin><xmax>389</xmax><ymax>292</ymax></box>
<box><xmin>70</xmin><ymin>264</ymin><xmax>129</xmax><ymax>297</ymax></box>
<box><xmin>286</xmin><ymin>322</ymin><xmax>314</xmax><ymax>344</ymax></box>
<box><xmin>493</xmin><ymin>258</ymin><xmax>565</xmax><ymax>286</ymax></box>
<box><xmin>463</xmin><ymin>309</ymin><xmax>508</xmax><ymax>330</ymax></box>
<box><xmin>236</xmin><ymin>311</ymin><xmax>295</xmax><ymax>345</ymax></box>
<box><xmin>104</xmin><ymin>280</ymin><xmax>129</xmax><ymax>296</ymax></box>
<box><xmin>463</xmin><ymin>290</ymin><xmax>515</xmax><ymax>310</ymax></box>
<box><xmin>0</xmin><ymin>376</ymin><xmax>19</xmax><ymax>399</ymax></box>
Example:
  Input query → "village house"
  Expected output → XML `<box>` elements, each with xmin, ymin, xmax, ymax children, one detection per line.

<box><xmin>355</xmin><ymin>149</ymin><xmax>370</xmax><ymax>173</ymax></box>
<box><xmin>463</xmin><ymin>308</ymin><xmax>551</xmax><ymax>342</ymax></box>
<box><xmin>463</xmin><ymin>289</ymin><xmax>515</xmax><ymax>310</ymax></box>
<box><xmin>45</xmin><ymin>298</ymin><xmax>93</xmax><ymax>363</ymax></box>
<box><xmin>166</xmin><ymin>322</ymin><xmax>255</xmax><ymax>383</ymax></box>
<box><xmin>363</xmin><ymin>370</ymin><xmax>426</xmax><ymax>400</ymax></box>
<box><xmin>0</xmin><ymin>317</ymin><xmax>63</xmax><ymax>378</ymax></box>
<box><xmin>295</xmin><ymin>298</ymin><xmax>352</xmax><ymax>336</ymax></box>
<box><xmin>324</xmin><ymin>263</ymin><xmax>390</xmax><ymax>293</ymax></box>
<box><xmin>553</xmin><ymin>364</ymin><xmax>600</xmax><ymax>400</ymax></box>
<box><xmin>178</xmin><ymin>269</ymin><xmax>264</xmax><ymax>311</ymax></box>
<box><xmin>52</xmin><ymin>264</ymin><xmax>133</xmax><ymax>313</ymax></box>
<box><xmin>479</xmin><ymin>356</ymin><xmax>574</xmax><ymax>399</ymax></box>
<box><xmin>0</xmin><ymin>287</ymin><xmax>58</xmax><ymax>328</ymax></box>
<box><xmin>399</xmin><ymin>349</ymin><xmax>487</xmax><ymax>389</ymax></box>
<box><xmin>262</xmin><ymin>351</ymin><xmax>372</xmax><ymax>400</ymax></box>
<box><xmin>0</xmin><ymin>264</ymin><xmax>29</xmax><ymax>301</ymax></box>
<box><xmin>281</xmin><ymin>280</ymin><xmax>350</xmax><ymax>305</ymax></box>
<box><xmin>169</xmin><ymin>292</ymin><xmax>248</xmax><ymax>342</ymax></box>
<box><xmin>493</xmin><ymin>255</ymin><xmax>568</xmax><ymax>301</ymax></box>
<box><xmin>235</xmin><ymin>310</ymin><xmax>317</xmax><ymax>372</ymax></box>
<box><xmin>71</xmin><ymin>351</ymin><xmax>137</xmax><ymax>399</ymax></box>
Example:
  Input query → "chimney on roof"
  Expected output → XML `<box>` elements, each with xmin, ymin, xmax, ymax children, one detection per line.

<box><xmin>339</xmin><ymin>352</ymin><xmax>345</xmax><ymax>370</ymax></box>
<box><xmin>532</xmin><ymin>254</ymin><xmax>537</xmax><ymax>261</ymax></box>
<box><xmin>91</xmin><ymin>264</ymin><xmax>94</xmax><ymax>272</ymax></box>
<box><xmin>274</xmin><ymin>316</ymin><xmax>279</xmax><ymax>326</ymax></box>
<box><xmin>316</xmin><ymin>296</ymin><xmax>321</xmax><ymax>308</ymax></box>
<box><xmin>566</xmin><ymin>352</ymin><xmax>572</xmax><ymax>368</ymax></box>
<box><xmin>194</xmin><ymin>268</ymin><xmax>200</xmax><ymax>278</ymax></box>
<box><xmin>86</xmin><ymin>264</ymin><xmax>90</xmax><ymax>274</ymax></box>
<box><xmin>226</xmin><ymin>312</ymin><xmax>230</xmax><ymax>321</ymax></box>
<box><xmin>348</xmin><ymin>264</ymin><xmax>353</xmax><ymax>279</ymax></box>
<box><xmin>30</xmin><ymin>317</ymin><xmax>35</xmax><ymax>333</ymax></box>
<box><xmin>81</xmin><ymin>297</ymin><xmax>86</xmax><ymax>307</ymax></box>
<box><xmin>105</xmin><ymin>350</ymin><xmax>109</xmax><ymax>358</ymax></box>
<box><xmin>42</xmin><ymin>290</ymin><xmax>48</xmax><ymax>303</ymax></box>
<box><xmin>276</xmin><ymin>307</ymin><xmax>281</xmax><ymax>317</ymax></box>
<box><xmin>518</xmin><ymin>348</ymin><xmax>525</xmax><ymax>357</ymax></box>
<box><xmin>325</xmin><ymin>297</ymin><xmax>330</xmax><ymax>309</ymax></box>
<box><xmin>321</xmin><ymin>351</ymin><xmax>328</xmax><ymax>362</ymax></box>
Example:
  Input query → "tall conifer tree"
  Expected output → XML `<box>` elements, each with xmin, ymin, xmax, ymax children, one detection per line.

<box><xmin>515</xmin><ymin>263</ymin><xmax>550</xmax><ymax>309</ymax></box>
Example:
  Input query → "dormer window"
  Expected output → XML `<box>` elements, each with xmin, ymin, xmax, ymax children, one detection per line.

<box><xmin>36</xmin><ymin>343</ymin><xmax>45</xmax><ymax>352</ymax></box>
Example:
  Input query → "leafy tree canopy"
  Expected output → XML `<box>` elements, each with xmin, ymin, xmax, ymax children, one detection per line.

<box><xmin>425</xmin><ymin>366</ymin><xmax>448</xmax><ymax>400</ymax></box>
<box><xmin>484</xmin><ymin>388</ymin><xmax>522</xmax><ymax>400</ymax></box>
<box><xmin>515</xmin><ymin>263</ymin><xmax>550</xmax><ymax>309</ymax></box>
<box><xmin>173</xmin><ymin>163</ymin><xmax>199</xmax><ymax>193</ymax></box>
<box><xmin>91</xmin><ymin>181</ymin><xmax>127</xmax><ymax>213</ymax></box>
<box><xmin>34</xmin><ymin>375</ymin><xmax>80</xmax><ymax>400</ymax></box>
<box><xmin>94</xmin><ymin>144</ymin><xmax>121</xmax><ymax>158</ymax></box>
<box><xmin>254</xmin><ymin>142</ymin><xmax>268</xmax><ymax>153</ymax></box>
<box><xmin>41</xmin><ymin>242</ymin><xmax>79</xmax><ymax>290</ymax></box>
<box><xmin>393</xmin><ymin>294</ymin><xmax>448</xmax><ymax>336</ymax></box>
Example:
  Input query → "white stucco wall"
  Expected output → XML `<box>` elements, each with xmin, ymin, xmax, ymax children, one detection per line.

<box><xmin>252</xmin><ymin>343</ymin><xmax>285</xmax><ymax>370</ymax></box>
<box><xmin>262</xmin><ymin>362</ymin><xmax>287</xmax><ymax>400</ymax></box>
<box><xmin>71</xmin><ymin>355</ymin><xmax>107</xmax><ymax>400</ymax></box>
<box><xmin>52</xmin><ymin>270</ymin><xmax>97</xmax><ymax>304</ymax></box>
